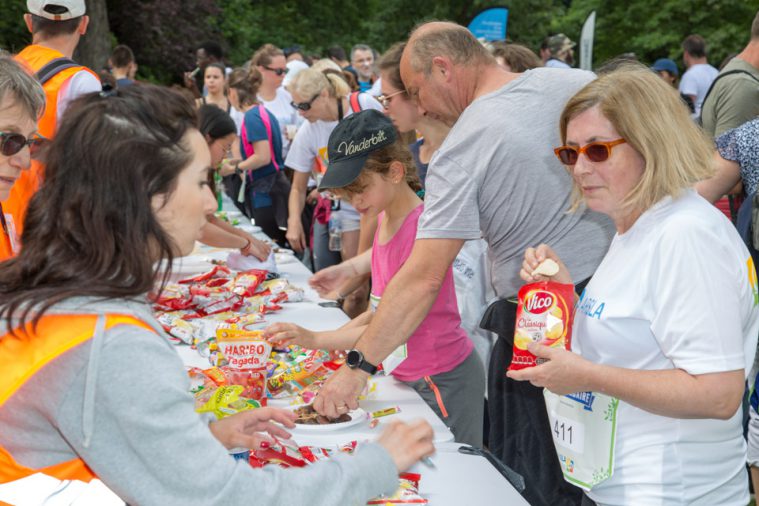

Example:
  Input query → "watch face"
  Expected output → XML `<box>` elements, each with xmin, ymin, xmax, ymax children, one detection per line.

<box><xmin>346</xmin><ymin>349</ymin><xmax>362</xmax><ymax>368</ymax></box>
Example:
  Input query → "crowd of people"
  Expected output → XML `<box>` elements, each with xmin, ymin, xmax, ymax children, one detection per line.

<box><xmin>2</xmin><ymin>0</ymin><xmax>759</xmax><ymax>505</ymax></box>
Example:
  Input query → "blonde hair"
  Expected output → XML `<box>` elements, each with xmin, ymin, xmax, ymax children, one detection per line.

<box><xmin>227</xmin><ymin>67</ymin><xmax>262</xmax><ymax>108</ymax></box>
<box><xmin>560</xmin><ymin>63</ymin><xmax>714</xmax><ymax>214</ymax></box>
<box><xmin>310</xmin><ymin>59</ymin><xmax>341</xmax><ymax>73</ymax></box>
<box><xmin>289</xmin><ymin>68</ymin><xmax>350</xmax><ymax>99</ymax></box>
<box><xmin>337</xmin><ymin>139</ymin><xmax>422</xmax><ymax>197</ymax></box>
<box><xmin>250</xmin><ymin>44</ymin><xmax>284</xmax><ymax>67</ymax></box>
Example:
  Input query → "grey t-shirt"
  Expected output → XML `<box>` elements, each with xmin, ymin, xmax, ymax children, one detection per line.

<box><xmin>417</xmin><ymin>67</ymin><xmax>614</xmax><ymax>298</ymax></box>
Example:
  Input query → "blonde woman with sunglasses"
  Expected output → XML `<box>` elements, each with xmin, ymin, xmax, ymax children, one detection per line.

<box><xmin>512</xmin><ymin>65</ymin><xmax>759</xmax><ymax>506</ymax></box>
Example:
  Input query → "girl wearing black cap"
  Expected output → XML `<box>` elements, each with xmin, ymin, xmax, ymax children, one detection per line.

<box><xmin>265</xmin><ymin>110</ymin><xmax>485</xmax><ymax>447</ymax></box>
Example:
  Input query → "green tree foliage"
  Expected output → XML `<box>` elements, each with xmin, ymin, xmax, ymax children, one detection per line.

<box><xmin>0</xmin><ymin>2</ymin><xmax>32</xmax><ymax>54</ymax></box>
<box><xmin>0</xmin><ymin>0</ymin><xmax>756</xmax><ymax>83</ymax></box>
<box><xmin>549</xmin><ymin>0</ymin><xmax>759</xmax><ymax>70</ymax></box>
<box><xmin>107</xmin><ymin>0</ymin><xmax>220</xmax><ymax>83</ymax></box>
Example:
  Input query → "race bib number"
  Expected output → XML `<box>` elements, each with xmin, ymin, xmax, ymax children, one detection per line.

<box><xmin>544</xmin><ymin>390</ymin><xmax>619</xmax><ymax>491</ymax></box>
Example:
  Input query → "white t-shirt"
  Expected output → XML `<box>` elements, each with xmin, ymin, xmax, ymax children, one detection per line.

<box><xmin>369</xmin><ymin>78</ymin><xmax>383</xmax><ymax>97</ymax></box>
<box><xmin>545</xmin><ymin>59</ymin><xmax>571</xmax><ymax>69</ymax></box>
<box><xmin>574</xmin><ymin>190</ymin><xmax>759</xmax><ymax>505</ymax></box>
<box><xmin>678</xmin><ymin>63</ymin><xmax>719</xmax><ymax>117</ymax></box>
<box><xmin>56</xmin><ymin>70</ymin><xmax>101</xmax><ymax>121</ymax></box>
<box><xmin>284</xmin><ymin>93</ymin><xmax>382</xmax><ymax>221</ymax></box>
<box><xmin>229</xmin><ymin>106</ymin><xmax>244</xmax><ymax>135</ymax></box>
<box><xmin>259</xmin><ymin>87</ymin><xmax>302</xmax><ymax>158</ymax></box>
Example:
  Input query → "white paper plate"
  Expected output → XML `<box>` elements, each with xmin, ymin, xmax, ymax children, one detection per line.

<box><xmin>290</xmin><ymin>407</ymin><xmax>368</xmax><ymax>432</ymax></box>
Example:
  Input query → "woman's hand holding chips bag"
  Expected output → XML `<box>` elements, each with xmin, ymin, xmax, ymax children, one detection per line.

<box><xmin>520</xmin><ymin>244</ymin><xmax>573</xmax><ymax>285</ymax></box>
<box><xmin>507</xmin><ymin>341</ymin><xmax>595</xmax><ymax>395</ymax></box>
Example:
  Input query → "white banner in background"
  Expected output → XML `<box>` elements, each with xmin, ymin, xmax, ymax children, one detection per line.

<box><xmin>580</xmin><ymin>11</ymin><xmax>597</xmax><ymax>71</ymax></box>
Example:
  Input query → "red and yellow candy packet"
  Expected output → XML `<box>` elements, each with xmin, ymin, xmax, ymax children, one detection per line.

<box><xmin>509</xmin><ymin>281</ymin><xmax>574</xmax><ymax>371</ymax></box>
<box><xmin>216</xmin><ymin>329</ymin><xmax>271</xmax><ymax>402</ymax></box>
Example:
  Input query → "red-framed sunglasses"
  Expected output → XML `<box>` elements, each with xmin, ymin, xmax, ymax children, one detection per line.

<box><xmin>554</xmin><ymin>138</ymin><xmax>627</xmax><ymax>166</ymax></box>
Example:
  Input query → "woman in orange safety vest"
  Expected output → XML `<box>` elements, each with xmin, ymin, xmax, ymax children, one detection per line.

<box><xmin>0</xmin><ymin>83</ymin><xmax>434</xmax><ymax>505</ymax></box>
<box><xmin>0</xmin><ymin>56</ymin><xmax>45</xmax><ymax>261</ymax></box>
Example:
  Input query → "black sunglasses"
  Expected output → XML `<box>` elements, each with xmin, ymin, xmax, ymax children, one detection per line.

<box><xmin>291</xmin><ymin>94</ymin><xmax>320</xmax><ymax>111</ymax></box>
<box><xmin>263</xmin><ymin>65</ymin><xmax>289</xmax><ymax>76</ymax></box>
<box><xmin>0</xmin><ymin>132</ymin><xmax>45</xmax><ymax>157</ymax></box>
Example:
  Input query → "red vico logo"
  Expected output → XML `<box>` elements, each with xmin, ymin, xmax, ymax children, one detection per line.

<box><xmin>525</xmin><ymin>290</ymin><xmax>553</xmax><ymax>314</ymax></box>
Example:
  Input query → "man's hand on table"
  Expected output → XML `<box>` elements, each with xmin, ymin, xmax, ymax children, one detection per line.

<box><xmin>313</xmin><ymin>365</ymin><xmax>368</xmax><ymax>418</ymax></box>
<box><xmin>209</xmin><ymin>407</ymin><xmax>296</xmax><ymax>450</ymax></box>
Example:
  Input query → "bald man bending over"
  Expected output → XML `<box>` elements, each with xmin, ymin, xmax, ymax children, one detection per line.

<box><xmin>313</xmin><ymin>22</ymin><xmax>612</xmax><ymax>505</ymax></box>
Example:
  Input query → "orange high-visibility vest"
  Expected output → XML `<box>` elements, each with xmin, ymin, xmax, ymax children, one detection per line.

<box><xmin>3</xmin><ymin>45</ymin><xmax>98</xmax><ymax>246</ymax></box>
<box><xmin>0</xmin><ymin>313</ymin><xmax>153</xmax><ymax>484</ymax></box>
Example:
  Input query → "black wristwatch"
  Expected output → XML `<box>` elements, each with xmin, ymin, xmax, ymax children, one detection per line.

<box><xmin>234</xmin><ymin>161</ymin><xmax>242</xmax><ymax>175</ymax></box>
<box><xmin>346</xmin><ymin>349</ymin><xmax>378</xmax><ymax>375</ymax></box>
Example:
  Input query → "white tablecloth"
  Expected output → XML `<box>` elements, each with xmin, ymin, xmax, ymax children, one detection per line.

<box><xmin>172</xmin><ymin>207</ymin><xmax>527</xmax><ymax>505</ymax></box>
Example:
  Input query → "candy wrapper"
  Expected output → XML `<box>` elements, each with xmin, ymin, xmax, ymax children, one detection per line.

<box><xmin>195</xmin><ymin>385</ymin><xmax>261</xmax><ymax>419</ymax></box>
<box><xmin>509</xmin><ymin>281</ymin><xmax>574</xmax><ymax>371</ymax></box>
<box><xmin>216</xmin><ymin>328</ymin><xmax>271</xmax><ymax>402</ymax></box>
<box><xmin>267</xmin><ymin>349</ymin><xmax>335</xmax><ymax>398</ymax></box>
<box><xmin>188</xmin><ymin>366</ymin><xmax>228</xmax><ymax>395</ymax></box>
<box><xmin>366</xmin><ymin>473</ymin><xmax>428</xmax><ymax>504</ymax></box>
<box><xmin>249</xmin><ymin>438</ymin><xmax>308</xmax><ymax>468</ymax></box>
<box><xmin>299</xmin><ymin>441</ymin><xmax>357</xmax><ymax>463</ymax></box>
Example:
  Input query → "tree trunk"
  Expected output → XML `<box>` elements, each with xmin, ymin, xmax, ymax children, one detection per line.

<box><xmin>74</xmin><ymin>0</ymin><xmax>110</xmax><ymax>72</ymax></box>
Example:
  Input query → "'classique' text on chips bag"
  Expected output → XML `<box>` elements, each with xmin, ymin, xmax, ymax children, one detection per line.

<box><xmin>509</xmin><ymin>281</ymin><xmax>574</xmax><ymax>371</ymax></box>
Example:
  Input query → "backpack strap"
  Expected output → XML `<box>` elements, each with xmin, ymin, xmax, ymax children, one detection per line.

<box><xmin>700</xmin><ymin>69</ymin><xmax>759</xmax><ymax>124</ymax></box>
<box><xmin>349</xmin><ymin>91</ymin><xmax>363</xmax><ymax>113</ymax></box>
<box><xmin>35</xmin><ymin>57</ymin><xmax>79</xmax><ymax>85</ymax></box>
<box><xmin>241</xmin><ymin>105</ymin><xmax>280</xmax><ymax>183</ymax></box>
<box><xmin>257</xmin><ymin>105</ymin><xmax>280</xmax><ymax>172</ymax></box>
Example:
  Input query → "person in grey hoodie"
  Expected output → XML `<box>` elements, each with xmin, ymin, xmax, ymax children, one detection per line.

<box><xmin>0</xmin><ymin>83</ymin><xmax>435</xmax><ymax>505</ymax></box>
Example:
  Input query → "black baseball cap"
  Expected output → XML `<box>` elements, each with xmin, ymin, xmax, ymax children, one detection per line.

<box><xmin>318</xmin><ymin>109</ymin><xmax>396</xmax><ymax>191</ymax></box>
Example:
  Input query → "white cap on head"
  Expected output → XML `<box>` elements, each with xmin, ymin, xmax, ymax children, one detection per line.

<box><xmin>27</xmin><ymin>0</ymin><xmax>86</xmax><ymax>20</ymax></box>
<box><xmin>283</xmin><ymin>60</ymin><xmax>309</xmax><ymax>88</ymax></box>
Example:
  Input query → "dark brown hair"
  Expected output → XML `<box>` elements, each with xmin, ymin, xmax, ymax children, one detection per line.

<box><xmin>110</xmin><ymin>44</ymin><xmax>135</xmax><ymax>68</ymax></box>
<box><xmin>377</xmin><ymin>42</ymin><xmax>406</xmax><ymax>91</ymax></box>
<box><xmin>0</xmin><ymin>84</ymin><xmax>198</xmax><ymax>327</ymax></box>
<box><xmin>30</xmin><ymin>14</ymin><xmax>82</xmax><ymax>38</ymax></box>
<box><xmin>682</xmin><ymin>34</ymin><xmax>707</xmax><ymax>58</ymax></box>
<box><xmin>491</xmin><ymin>42</ymin><xmax>542</xmax><ymax>72</ymax></box>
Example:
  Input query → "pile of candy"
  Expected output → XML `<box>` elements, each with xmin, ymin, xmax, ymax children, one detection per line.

<box><xmin>153</xmin><ymin>265</ymin><xmax>304</xmax><ymax>347</ymax></box>
<box><xmin>187</xmin><ymin>331</ymin><xmax>343</xmax><ymax>410</ymax></box>
<box><xmin>247</xmin><ymin>438</ymin><xmax>428</xmax><ymax>504</ymax></box>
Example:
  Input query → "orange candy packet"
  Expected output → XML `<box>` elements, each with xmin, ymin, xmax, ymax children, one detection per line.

<box><xmin>508</xmin><ymin>281</ymin><xmax>575</xmax><ymax>371</ymax></box>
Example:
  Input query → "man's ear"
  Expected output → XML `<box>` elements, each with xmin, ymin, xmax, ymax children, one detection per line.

<box><xmin>23</xmin><ymin>13</ymin><xmax>33</xmax><ymax>34</ymax></box>
<box><xmin>78</xmin><ymin>15</ymin><xmax>90</xmax><ymax>36</ymax></box>
<box><xmin>431</xmin><ymin>56</ymin><xmax>453</xmax><ymax>82</ymax></box>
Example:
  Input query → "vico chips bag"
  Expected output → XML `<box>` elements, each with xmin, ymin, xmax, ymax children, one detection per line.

<box><xmin>509</xmin><ymin>281</ymin><xmax>574</xmax><ymax>371</ymax></box>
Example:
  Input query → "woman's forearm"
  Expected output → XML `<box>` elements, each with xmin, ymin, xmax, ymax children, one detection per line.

<box><xmin>584</xmin><ymin>363</ymin><xmax>745</xmax><ymax>420</ymax></box>
<box><xmin>238</xmin><ymin>140</ymin><xmax>271</xmax><ymax>173</ymax></box>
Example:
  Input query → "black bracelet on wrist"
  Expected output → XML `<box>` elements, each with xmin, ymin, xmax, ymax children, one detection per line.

<box><xmin>234</xmin><ymin>161</ymin><xmax>242</xmax><ymax>175</ymax></box>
